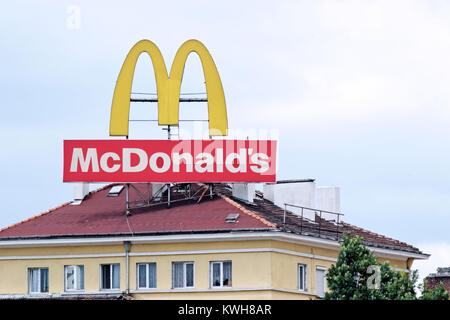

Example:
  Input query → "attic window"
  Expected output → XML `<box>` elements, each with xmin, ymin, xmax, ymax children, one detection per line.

<box><xmin>225</xmin><ymin>213</ymin><xmax>239</xmax><ymax>223</ymax></box>
<box><xmin>107</xmin><ymin>185</ymin><xmax>124</xmax><ymax>197</ymax></box>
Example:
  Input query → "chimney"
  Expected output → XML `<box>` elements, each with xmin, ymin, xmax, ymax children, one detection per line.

<box><xmin>316</xmin><ymin>186</ymin><xmax>341</xmax><ymax>221</ymax></box>
<box><xmin>263</xmin><ymin>179</ymin><xmax>316</xmax><ymax>219</ymax></box>
<box><xmin>151</xmin><ymin>183</ymin><xmax>167</xmax><ymax>201</ymax></box>
<box><xmin>231</xmin><ymin>183</ymin><xmax>255</xmax><ymax>203</ymax></box>
<box><xmin>262</xmin><ymin>180</ymin><xmax>341</xmax><ymax>222</ymax></box>
<box><xmin>73</xmin><ymin>182</ymin><xmax>89</xmax><ymax>204</ymax></box>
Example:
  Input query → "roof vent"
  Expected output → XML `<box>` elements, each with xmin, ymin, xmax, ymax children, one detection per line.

<box><xmin>107</xmin><ymin>185</ymin><xmax>124</xmax><ymax>197</ymax></box>
<box><xmin>225</xmin><ymin>213</ymin><xmax>240</xmax><ymax>223</ymax></box>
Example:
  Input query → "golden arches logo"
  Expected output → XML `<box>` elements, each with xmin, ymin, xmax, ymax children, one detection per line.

<box><xmin>110</xmin><ymin>39</ymin><xmax>228</xmax><ymax>137</ymax></box>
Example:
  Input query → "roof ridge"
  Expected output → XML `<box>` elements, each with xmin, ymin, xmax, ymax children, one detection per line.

<box><xmin>0</xmin><ymin>183</ymin><xmax>115</xmax><ymax>234</ymax></box>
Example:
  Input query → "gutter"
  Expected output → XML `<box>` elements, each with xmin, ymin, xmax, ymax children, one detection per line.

<box><xmin>124</xmin><ymin>241</ymin><xmax>131</xmax><ymax>295</ymax></box>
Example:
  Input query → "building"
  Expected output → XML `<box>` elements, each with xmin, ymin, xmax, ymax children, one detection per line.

<box><xmin>0</xmin><ymin>180</ymin><xmax>428</xmax><ymax>299</ymax></box>
<box><xmin>425</xmin><ymin>267</ymin><xmax>450</xmax><ymax>293</ymax></box>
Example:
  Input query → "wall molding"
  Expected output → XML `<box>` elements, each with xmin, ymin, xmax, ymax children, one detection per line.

<box><xmin>0</xmin><ymin>247</ymin><xmax>337</xmax><ymax>262</ymax></box>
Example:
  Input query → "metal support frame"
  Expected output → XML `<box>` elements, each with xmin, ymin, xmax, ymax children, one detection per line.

<box><xmin>283</xmin><ymin>203</ymin><xmax>344</xmax><ymax>239</ymax></box>
<box><xmin>123</xmin><ymin>183</ymin><xmax>213</xmax><ymax>213</ymax></box>
<box><xmin>130</xmin><ymin>96</ymin><xmax>210</xmax><ymax>140</ymax></box>
<box><xmin>125</xmin><ymin>183</ymin><xmax>130</xmax><ymax>215</ymax></box>
<box><xmin>121</xmin><ymin>95</ymin><xmax>213</xmax><ymax>215</ymax></box>
<box><xmin>167</xmin><ymin>183</ymin><xmax>171</xmax><ymax>208</ymax></box>
<box><xmin>130</xmin><ymin>97</ymin><xmax>207</xmax><ymax>103</ymax></box>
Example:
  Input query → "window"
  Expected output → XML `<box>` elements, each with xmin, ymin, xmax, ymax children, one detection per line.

<box><xmin>65</xmin><ymin>265</ymin><xmax>84</xmax><ymax>291</ymax></box>
<box><xmin>298</xmin><ymin>264</ymin><xmax>307</xmax><ymax>291</ymax></box>
<box><xmin>28</xmin><ymin>268</ymin><xmax>49</xmax><ymax>294</ymax></box>
<box><xmin>210</xmin><ymin>261</ymin><xmax>232</xmax><ymax>288</ymax></box>
<box><xmin>100</xmin><ymin>264</ymin><xmax>120</xmax><ymax>290</ymax></box>
<box><xmin>225</xmin><ymin>213</ymin><xmax>239</xmax><ymax>223</ymax></box>
<box><xmin>137</xmin><ymin>263</ymin><xmax>157</xmax><ymax>289</ymax></box>
<box><xmin>172</xmin><ymin>262</ymin><xmax>194</xmax><ymax>288</ymax></box>
<box><xmin>316</xmin><ymin>267</ymin><xmax>326</xmax><ymax>298</ymax></box>
<box><xmin>107</xmin><ymin>185</ymin><xmax>124</xmax><ymax>197</ymax></box>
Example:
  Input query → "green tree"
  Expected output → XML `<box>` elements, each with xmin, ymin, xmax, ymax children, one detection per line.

<box><xmin>325</xmin><ymin>234</ymin><xmax>378</xmax><ymax>299</ymax></box>
<box><xmin>324</xmin><ymin>233</ymin><xmax>448</xmax><ymax>300</ymax></box>
<box><xmin>419</xmin><ymin>281</ymin><xmax>449</xmax><ymax>300</ymax></box>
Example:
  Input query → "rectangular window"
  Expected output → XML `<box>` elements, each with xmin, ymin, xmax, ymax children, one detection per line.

<box><xmin>298</xmin><ymin>264</ymin><xmax>307</xmax><ymax>291</ymax></box>
<box><xmin>136</xmin><ymin>263</ymin><xmax>157</xmax><ymax>289</ymax></box>
<box><xmin>210</xmin><ymin>261</ymin><xmax>232</xmax><ymax>288</ymax></box>
<box><xmin>65</xmin><ymin>265</ymin><xmax>84</xmax><ymax>291</ymax></box>
<box><xmin>172</xmin><ymin>262</ymin><xmax>194</xmax><ymax>288</ymax></box>
<box><xmin>28</xmin><ymin>268</ymin><xmax>49</xmax><ymax>294</ymax></box>
<box><xmin>100</xmin><ymin>264</ymin><xmax>120</xmax><ymax>290</ymax></box>
<box><xmin>316</xmin><ymin>267</ymin><xmax>326</xmax><ymax>298</ymax></box>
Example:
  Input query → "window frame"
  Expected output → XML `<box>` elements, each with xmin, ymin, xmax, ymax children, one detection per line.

<box><xmin>64</xmin><ymin>265</ymin><xmax>85</xmax><ymax>292</ymax></box>
<box><xmin>136</xmin><ymin>262</ymin><xmax>157</xmax><ymax>290</ymax></box>
<box><xmin>298</xmin><ymin>263</ymin><xmax>308</xmax><ymax>292</ymax></box>
<box><xmin>172</xmin><ymin>261</ymin><xmax>195</xmax><ymax>289</ymax></box>
<box><xmin>28</xmin><ymin>267</ymin><xmax>49</xmax><ymax>294</ymax></box>
<box><xmin>99</xmin><ymin>263</ymin><xmax>120</xmax><ymax>291</ymax></box>
<box><xmin>315</xmin><ymin>266</ymin><xmax>327</xmax><ymax>298</ymax></box>
<box><xmin>210</xmin><ymin>261</ymin><xmax>232</xmax><ymax>288</ymax></box>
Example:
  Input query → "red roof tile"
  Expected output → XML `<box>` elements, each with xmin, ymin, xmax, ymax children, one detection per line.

<box><xmin>0</xmin><ymin>183</ymin><xmax>271</xmax><ymax>238</ymax></box>
<box><xmin>0</xmin><ymin>183</ymin><xmax>425</xmax><ymax>256</ymax></box>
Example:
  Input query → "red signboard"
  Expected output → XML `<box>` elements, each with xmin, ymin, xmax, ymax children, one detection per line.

<box><xmin>63</xmin><ymin>140</ymin><xmax>277</xmax><ymax>182</ymax></box>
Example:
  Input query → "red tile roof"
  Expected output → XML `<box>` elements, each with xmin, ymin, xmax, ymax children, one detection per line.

<box><xmin>0</xmin><ymin>183</ymin><xmax>424</xmax><ymax>256</ymax></box>
<box><xmin>0</xmin><ymin>183</ymin><xmax>272</xmax><ymax>238</ymax></box>
<box><xmin>217</xmin><ymin>185</ymin><xmax>423</xmax><ymax>254</ymax></box>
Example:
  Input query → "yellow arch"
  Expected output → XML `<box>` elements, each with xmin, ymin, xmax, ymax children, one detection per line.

<box><xmin>110</xmin><ymin>40</ymin><xmax>168</xmax><ymax>136</ymax></box>
<box><xmin>169</xmin><ymin>40</ymin><xmax>228</xmax><ymax>136</ymax></box>
<box><xmin>110</xmin><ymin>39</ymin><xmax>228</xmax><ymax>137</ymax></box>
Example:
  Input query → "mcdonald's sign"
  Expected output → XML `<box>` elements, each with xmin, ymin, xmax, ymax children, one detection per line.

<box><xmin>63</xmin><ymin>40</ymin><xmax>277</xmax><ymax>183</ymax></box>
<box><xmin>63</xmin><ymin>139</ymin><xmax>277</xmax><ymax>182</ymax></box>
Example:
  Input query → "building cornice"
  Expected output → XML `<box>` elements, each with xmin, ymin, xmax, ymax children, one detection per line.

<box><xmin>0</xmin><ymin>231</ymin><xmax>429</xmax><ymax>261</ymax></box>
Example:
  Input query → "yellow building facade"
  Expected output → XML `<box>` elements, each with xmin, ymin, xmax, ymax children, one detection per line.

<box><xmin>0</xmin><ymin>231</ymin><xmax>423</xmax><ymax>299</ymax></box>
<box><xmin>0</xmin><ymin>182</ymin><xmax>429</xmax><ymax>299</ymax></box>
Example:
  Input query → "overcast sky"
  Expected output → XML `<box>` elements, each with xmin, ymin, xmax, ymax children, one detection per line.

<box><xmin>0</xmin><ymin>0</ymin><xmax>449</xmax><ymax>284</ymax></box>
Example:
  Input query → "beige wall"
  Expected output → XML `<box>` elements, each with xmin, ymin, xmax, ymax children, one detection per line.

<box><xmin>0</xmin><ymin>239</ymin><xmax>410</xmax><ymax>299</ymax></box>
<box><xmin>377</xmin><ymin>257</ymin><xmax>408</xmax><ymax>270</ymax></box>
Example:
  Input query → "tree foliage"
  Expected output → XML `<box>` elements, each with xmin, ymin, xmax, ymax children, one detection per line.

<box><xmin>419</xmin><ymin>281</ymin><xmax>449</xmax><ymax>300</ymax></box>
<box><xmin>324</xmin><ymin>233</ymin><xmax>448</xmax><ymax>300</ymax></box>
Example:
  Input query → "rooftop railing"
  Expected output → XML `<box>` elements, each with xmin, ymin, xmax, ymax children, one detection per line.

<box><xmin>283</xmin><ymin>203</ymin><xmax>344</xmax><ymax>240</ymax></box>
